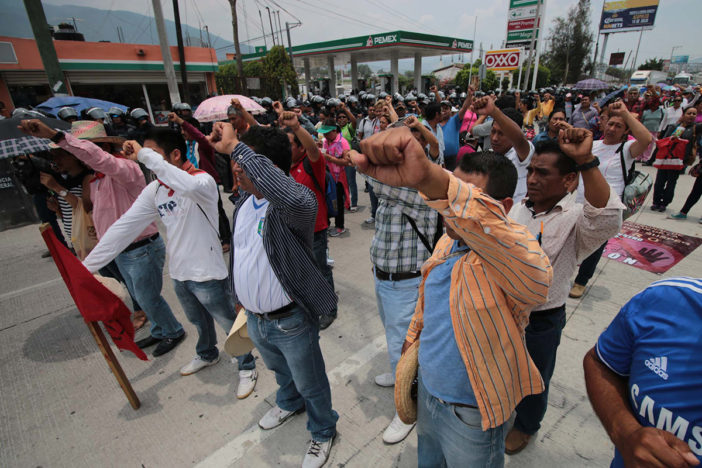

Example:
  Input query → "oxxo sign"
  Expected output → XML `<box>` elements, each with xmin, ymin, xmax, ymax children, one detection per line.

<box><xmin>484</xmin><ymin>49</ymin><xmax>521</xmax><ymax>71</ymax></box>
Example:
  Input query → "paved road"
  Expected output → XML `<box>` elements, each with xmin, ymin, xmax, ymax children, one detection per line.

<box><xmin>1</xmin><ymin>166</ymin><xmax>701</xmax><ymax>467</ymax></box>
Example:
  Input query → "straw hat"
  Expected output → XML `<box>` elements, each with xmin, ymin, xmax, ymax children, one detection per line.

<box><xmin>394</xmin><ymin>340</ymin><xmax>419</xmax><ymax>424</ymax></box>
<box><xmin>93</xmin><ymin>274</ymin><xmax>129</xmax><ymax>304</ymax></box>
<box><xmin>224</xmin><ymin>310</ymin><xmax>254</xmax><ymax>357</ymax></box>
<box><xmin>50</xmin><ymin>120</ymin><xmax>125</xmax><ymax>148</ymax></box>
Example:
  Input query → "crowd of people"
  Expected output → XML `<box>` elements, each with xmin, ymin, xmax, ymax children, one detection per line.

<box><xmin>10</xmin><ymin>79</ymin><xmax>702</xmax><ymax>468</ymax></box>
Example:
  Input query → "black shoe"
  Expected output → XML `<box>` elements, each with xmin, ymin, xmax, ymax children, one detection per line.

<box><xmin>136</xmin><ymin>335</ymin><xmax>162</xmax><ymax>349</ymax></box>
<box><xmin>319</xmin><ymin>315</ymin><xmax>336</xmax><ymax>330</ymax></box>
<box><xmin>41</xmin><ymin>250</ymin><xmax>52</xmax><ymax>258</ymax></box>
<box><xmin>153</xmin><ymin>333</ymin><xmax>186</xmax><ymax>357</ymax></box>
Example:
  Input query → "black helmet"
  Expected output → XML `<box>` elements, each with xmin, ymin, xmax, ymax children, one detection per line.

<box><xmin>57</xmin><ymin>106</ymin><xmax>79</xmax><ymax>121</ymax></box>
<box><xmin>363</xmin><ymin>94</ymin><xmax>376</xmax><ymax>103</ymax></box>
<box><xmin>393</xmin><ymin>92</ymin><xmax>404</xmax><ymax>102</ymax></box>
<box><xmin>130</xmin><ymin>108</ymin><xmax>149</xmax><ymax>121</ymax></box>
<box><xmin>417</xmin><ymin>93</ymin><xmax>428</xmax><ymax>101</ymax></box>
<box><xmin>325</xmin><ymin>98</ymin><xmax>341</xmax><ymax>107</ymax></box>
<box><xmin>260</xmin><ymin>97</ymin><xmax>273</xmax><ymax>107</ymax></box>
<box><xmin>86</xmin><ymin>107</ymin><xmax>107</xmax><ymax>120</ymax></box>
<box><xmin>173</xmin><ymin>102</ymin><xmax>192</xmax><ymax>111</ymax></box>
<box><xmin>404</xmin><ymin>93</ymin><xmax>417</xmax><ymax>102</ymax></box>
<box><xmin>378</xmin><ymin>91</ymin><xmax>388</xmax><ymax>99</ymax></box>
<box><xmin>347</xmin><ymin>95</ymin><xmax>358</xmax><ymax>104</ymax></box>
<box><xmin>285</xmin><ymin>97</ymin><xmax>300</xmax><ymax>109</ymax></box>
<box><xmin>311</xmin><ymin>95</ymin><xmax>325</xmax><ymax>105</ymax></box>
<box><xmin>108</xmin><ymin>107</ymin><xmax>125</xmax><ymax>117</ymax></box>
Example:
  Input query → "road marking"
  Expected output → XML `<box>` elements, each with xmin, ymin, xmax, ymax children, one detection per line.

<box><xmin>195</xmin><ymin>334</ymin><xmax>387</xmax><ymax>468</ymax></box>
<box><xmin>0</xmin><ymin>278</ymin><xmax>61</xmax><ymax>301</ymax></box>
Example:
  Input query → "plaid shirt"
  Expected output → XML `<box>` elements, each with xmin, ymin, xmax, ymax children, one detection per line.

<box><xmin>367</xmin><ymin>177</ymin><xmax>440</xmax><ymax>273</ymax></box>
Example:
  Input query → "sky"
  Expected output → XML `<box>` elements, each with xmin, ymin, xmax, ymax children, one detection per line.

<box><xmin>43</xmin><ymin>0</ymin><xmax>700</xmax><ymax>72</ymax></box>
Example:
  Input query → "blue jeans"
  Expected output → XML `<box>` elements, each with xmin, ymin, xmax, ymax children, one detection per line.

<box><xmin>173</xmin><ymin>278</ymin><xmax>255</xmax><ymax>369</ymax></box>
<box><xmin>114</xmin><ymin>236</ymin><xmax>184</xmax><ymax>339</ymax></box>
<box><xmin>417</xmin><ymin>374</ymin><xmax>506</xmax><ymax>468</ymax></box>
<box><xmin>345</xmin><ymin>166</ymin><xmax>358</xmax><ymax>207</ymax></box>
<box><xmin>99</xmin><ymin>260</ymin><xmax>141</xmax><ymax>312</ymax></box>
<box><xmin>374</xmin><ymin>273</ymin><xmax>422</xmax><ymax>373</ymax></box>
<box><xmin>312</xmin><ymin>230</ymin><xmax>336</xmax><ymax>317</ymax></box>
<box><xmin>246</xmin><ymin>306</ymin><xmax>338</xmax><ymax>441</ymax></box>
<box><xmin>367</xmin><ymin>182</ymin><xmax>378</xmax><ymax>218</ymax></box>
<box><xmin>514</xmin><ymin>305</ymin><xmax>566</xmax><ymax>435</ymax></box>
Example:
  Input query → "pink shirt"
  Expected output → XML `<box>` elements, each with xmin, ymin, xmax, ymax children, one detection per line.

<box><xmin>58</xmin><ymin>134</ymin><xmax>158</xmax><ymax>241</ymax></box>
<box><xmin>322</xmin><ymin>133</ymin><xmax>350</xmax><ymax>181</ymax></box>
<box><xmin>460</xmin><ymin>110</ymin><xmax>479</xmax><ymax>133</ymax></box>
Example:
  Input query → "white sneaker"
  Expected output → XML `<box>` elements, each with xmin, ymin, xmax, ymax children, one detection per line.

<box><xmin>258</xmin><ymin>405</ymin><xmax>299</xmax><ymax>430</ymax></box>
<box><xmin>382</xmin><ymin>412</ymin><xmax>415</xmax><ymax>444</ymax></box>
<box><xmin>374</xmin><ymin>372</ymin><xmax>395</xmax><ymax>387</ymax></box>
<box><xmin>302</xmin><ymin>435</ymin><xmax>335</xmax><ymax>468</ymax></box>
<box><xmin>326</xmin><ymin>257</ymin><xmax>335</xmax><ymax>267</ymax></box>
<box><xmin>180</xmin><ymin>355</ymin><xmax>220</xmax><ymax>376</ymax></box>
<box><xmin>363</xmin><ymin>217</ymin><xmax>375</xmax><ymax>225</ymax></box>
<box><xmin>237</xmin><ymin>369</ymin><xmax>257</xmax><ymax>399</ymax></box>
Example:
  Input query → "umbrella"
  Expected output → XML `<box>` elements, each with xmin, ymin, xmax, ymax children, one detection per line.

<box><xmin>0</xmin><ymin>116</ymin><xmax>70</xmax><ymax>159</ymax></box>
<box><xmin>575</xmin><ymin>79</ymin><xmax>609</xmax><ymax>91</ymax></box>
<box><xmin>597</xmin><ymin>87</ymin><xmax>626</xmax><ymax>107</ymax></box>
<box><xmin>193</xmin><ymin>95</ymin><xmax>266</xmax><ymax>122</ymax></box>
<box><xmin>35</xmin><ymin>96</ymin><xmax>128</xmax><ymax>117</ymax></box>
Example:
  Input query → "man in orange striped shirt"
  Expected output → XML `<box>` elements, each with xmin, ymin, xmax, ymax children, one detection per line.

<box><xmin>354</xmin><ymin>126</ymin><xmax>552</xmax><ymax>467</ymax></box>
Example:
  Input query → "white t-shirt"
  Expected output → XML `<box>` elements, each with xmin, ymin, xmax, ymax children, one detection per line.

<box><xmin>233</xmin><ymin>196</ymin><xmax>291</xmax><ymax>314</ymax></box>
<box><xmin>505</xmin><ymin>141</ymin><xmax>535</xmax><ymax>204</ymax></box>
<box><xmin>577</xmin><ymin>139</ymin><xmax>635</xmax><ymax>203</ymax></box>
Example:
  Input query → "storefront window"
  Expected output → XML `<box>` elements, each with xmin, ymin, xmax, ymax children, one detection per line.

<box><xmin>8</xmin><ymin>85</ymin><xmax>52</xmax><ymax>108</ymax></box>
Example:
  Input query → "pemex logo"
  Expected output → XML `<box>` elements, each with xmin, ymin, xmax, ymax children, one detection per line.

<box><xmin>452</xmin><ymin>39</ymin><xmax>458</xmax><ymax>48</ymax></box>
<box><xmin>366</xmin><ymin>36</ymin><xmax>373</xmax><ymax>47</ymax></box>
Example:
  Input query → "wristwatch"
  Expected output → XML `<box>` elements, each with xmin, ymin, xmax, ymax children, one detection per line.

<box><xmin>51</xmin><ymin>131</ymin><xmax>66</xmax><ymax>143</ymax></box>
<box><xmin>58</xmin><ymin>189</ymin><xmax>68</xmax><ymax>198</ymax></box>
<box><xmin>575</xmin><ymin>157</ymin><xmax>600</xmax><ymax>172</ymax></box>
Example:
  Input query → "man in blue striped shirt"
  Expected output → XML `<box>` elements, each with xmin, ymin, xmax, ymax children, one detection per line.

<box><xmin>210</xmin><ymin>122</ymin><xmax>338</xmax><ymax>468</ymax></box>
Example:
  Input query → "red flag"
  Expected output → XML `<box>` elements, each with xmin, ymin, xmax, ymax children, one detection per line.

<box><xmin>41</xmin><ymin>225</ymin><xmax>148</xmax><ymax>360</ymax></box>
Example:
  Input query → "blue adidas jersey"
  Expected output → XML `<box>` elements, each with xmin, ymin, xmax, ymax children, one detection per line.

<box><xmin>596</xmin><ymin>277</ymin><xmax>702</xmax><ymax>468</ymax></box>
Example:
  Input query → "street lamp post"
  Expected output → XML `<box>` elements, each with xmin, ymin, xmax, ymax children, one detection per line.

<box><xmin>669</xmin><ymin>45</ymin><xmax>682</xmax><ymax>75</ymax></box>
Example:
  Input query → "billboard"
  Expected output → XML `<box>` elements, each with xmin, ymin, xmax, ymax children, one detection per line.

<box><xmin>506</xmin><ymin>0</ymin><xmax>540</xmax><ymax>47</ymax></box>
<box><xmin>671</xmin><ymin>55</ymin><xmax>689</xmax><ymax>64</ymax></box>
<box><xmin>599</xmin><ymin>0</ymin><xmax>659</xmax><ymax>33</ymax></box>
<box><xmin>609</xmin><ymin>52</ymin><xmax>625</xmax><ymax>65</ymax></box>
<box><xmin>485</xmin><ymin>49</ymin><xmax>522</xmax><ymax>71</ymax></box>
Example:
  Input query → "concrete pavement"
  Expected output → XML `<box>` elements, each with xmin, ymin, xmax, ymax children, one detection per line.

<box><xmin>1</xmin><ymin>165</ymin><xmax>701</xmax><ymax>467</ymax></box>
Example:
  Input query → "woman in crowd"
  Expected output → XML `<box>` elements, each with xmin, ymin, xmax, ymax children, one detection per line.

<box><xmin>638</xmin><ymin>90</ymin><xmax>664</xmax><ymax>162</ymax></box>
<box><xmin>532</xmin><ymin>108</ymin><xmax>568</xmax><ymax>144</ymax></box>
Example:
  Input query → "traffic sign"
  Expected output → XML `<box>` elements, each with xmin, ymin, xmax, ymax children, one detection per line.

<box><xmin>506</xmin><ymin>29</ymin><xmax>539</xmax><ymax>43</ymax></box>
<box><xmin>484</xmin><ymin>49</ymin><xmax>521</xmax><ymax>71</ymax></box>
<box><xmin>508</xmin><ymin>17</ymin><xmax>540</xmax><ymax>32</ymax></box>
<box><xmin>509</xmin><ymin>5</ymin><xmax>538</xmax><ymax>20</ymax></box>
<box><xmin>509</xmin><ymin>0</ymin><xmax>537</xmax><ymax>7</ymax></box>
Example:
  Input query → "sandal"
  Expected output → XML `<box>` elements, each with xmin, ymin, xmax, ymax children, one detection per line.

<box><xmin>132</xmin><ymin>310</ymin><xmax>147</xmax><ymax>330</ymax></box>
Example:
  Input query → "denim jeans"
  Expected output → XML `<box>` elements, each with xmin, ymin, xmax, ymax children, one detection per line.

<box><xmin>345</xmin><ymin>166</ymin><xmax>358</xmax><ymax>207</ymax></box>
<box><xmin>34</xmin><ymin>192</ymin><xmax>67</xmax><ymax>247</ymax></box>
<box><xmin>374</xmin><ymin>273</ymin><xmax>422</xmax><ymax>373</ymax></box>
<box><xmin>574</xmin><ymin>241</ymin><xmax>608</xmax><ymax>287</ymax></box>
<box><xmin>114</xmin><ymin>236</ymin><xmax>184</xmax><ymax>339</ymax></box>
<box><xmin>514</xmin><ymin>305</ymin><xmax>567</xmax><ymax>435</ymax></box>
<box><xmin>246</xmin><ymin>306</ymin><xmax>338</xmax><ymax>441</ymax></box>
<box><xmin>173</xmin><ymin>278</ymin><xmax>255</xmax><ymax>369</ymax></box>
<box><xmin>99</xmin><ymin>259</ymin><xmax>141</xmax><ymax>312</ymax></box>
<box><xmin>312</xmin><ymin>230</ymin><xmax>336</xmax><ymax>317</ymax></box>
<box><xmin>367</xmin><ymin>182</ymin><xmax>378</xmax><ymax>219</ymax></box>
<box><xmin>417</xmin><ymin>374</ymin><xmax>506</xmax><ymax>468</ymax></box>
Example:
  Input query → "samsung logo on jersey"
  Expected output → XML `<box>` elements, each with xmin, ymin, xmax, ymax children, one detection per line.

<box><xmin>645</xmin><ymin>358</ymin><xmax>669</xmax><ymax>380</ymax></box>
<box><xmin>631</xmin><ymin>384</ymin><xmax>702</xmax><ymax>455</ymax></box>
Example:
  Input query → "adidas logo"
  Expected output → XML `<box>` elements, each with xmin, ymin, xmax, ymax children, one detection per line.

<box><xmin>644</xmin><ymin>357</ymin><xmax>669</xmax><ymax>380</ymax></box>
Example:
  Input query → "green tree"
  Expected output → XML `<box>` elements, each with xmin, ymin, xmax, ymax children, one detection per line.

<box><xmin>501</xmin><ymin>76</ymin><xmax>511</xmax><ymax>91</ymax></box>
<box><xmin>262</xmin><ymin>45</ymin><xmax>299</xmax><ymax>97</ymax></box>
<box><xmin>543</xmin><ymin>0</ymin><xmax>594</xmax><ymax>84</ymax></box>
<box><xmin>605</xmin><ymin>66</ymin><xmax>628</xmax><ymax>80</ymax></box>
<box><xmin>455</xmin><ymin>65</ymin><xmax>479</xmax><ymax>90</ymax></box>
<box><xmin>638</xmin><ymin>58</ymin><xmax>664</xmax><ymax>71</ymax></box>
<box><xmin>358</xmin><ymin>64</ymin><xmax>372</xmax><ymax>79</ymax></box>
<box><xmin>481</xmin><ymin>70</ymin><xmax>499</xmax><ymax>92</ymax></box>
<box><xmin>513</xmin><ymin>65</ymin><xmax>552</xmax><ymax>88</ymax></box>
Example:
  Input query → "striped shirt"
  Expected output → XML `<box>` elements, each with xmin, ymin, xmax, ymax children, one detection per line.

<box><xmin>228</xmin><ymin>143</ymin><xmax>338</xmax><ymax>318</ymax></box>
<box><xmin>405</xmin><ymin>174</ymin><xmax>553</xmax><ymax>430</ymax></box>
<box><xmin>57</xmin><ymin>184</ymin><xmax>83</xmax><ymax>241</ymax></box>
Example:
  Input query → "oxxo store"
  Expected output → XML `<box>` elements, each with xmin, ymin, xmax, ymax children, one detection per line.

<box><xmin>0</xmin><ymin>36</ymin><xmax>218</xmax><ymax>117</ymax></box>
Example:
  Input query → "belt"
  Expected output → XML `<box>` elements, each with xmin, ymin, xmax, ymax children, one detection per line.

<box><xmin>530</xmin><ymin>303</ymin><xmax>566</xmax><ymax>317</ymax></box>
<box><xmin>259</xmin><ymin>302</ymin><xmax>296</xmax><ymax>321</ymax></box>
<box><xmin>436</xmin><ymin>397</ymin><xmax>478</xmax><ymax>409</ymax></box>
<box><xmin>123</xmin><ymin>233</ymin><xmax>159</xmax><ymax>252</ymax></box>
<box><xmin>375</xmin><ymin>268</ymin><xmax>421</xmax><ymax>282</ymax></box>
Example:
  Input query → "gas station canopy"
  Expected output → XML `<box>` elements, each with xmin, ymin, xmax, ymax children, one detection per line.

<box><xmin>236</xmin><ymin>30</ymin><xmax>474</xmax><ymax>96</ymax></box>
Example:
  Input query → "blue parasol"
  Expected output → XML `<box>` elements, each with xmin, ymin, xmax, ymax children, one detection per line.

<box><xmin>35</xmin><ymin>96</ymin><xmax>128</xmax><ymax>117</ymax></box>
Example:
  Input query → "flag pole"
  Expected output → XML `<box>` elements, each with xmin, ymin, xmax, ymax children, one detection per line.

<box><xmin>86</xmin><ymin>321</ymin><xmax>141</xmax><ymax>410</ymax></box>
<box><xmin>39</xmin><ymin>224</ymin><xmax>141</xmax><ymax>410</ymax></box>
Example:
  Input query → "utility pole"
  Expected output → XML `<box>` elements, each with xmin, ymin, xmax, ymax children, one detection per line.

<box><xmin>276</xmin><ymin>11</ymin><xmax>283</xmax><ymax>45</ymax></box>
<box><xmin>523</xmin><ymin>0</ymin><xmax>541</xmax><ymax>90</ymax></box>
<box><xmin>266</xmin><ymin>7</ymin><xmax>276</xmax><ymax>46</ymax></box>
<box><xmin>152</xmin><ymin>0</ymin><xmax>181</xmax><ymax>105</ymax></box>
<box><xmin>23</xmin><ymin>0</ymin><xmax>68</xmax><ymax>95</ymax></box>
<box><xmin>259</xmin><ymin>10</ymin><xmax>267</xmax><ymax>49</ymax></box>
<box><xmin>228</xmin><ymin>0</ymin><xmax>247</xmax><ymax>93</ymax></box>
<box><xmin>467</xmin><ymin>15</ymin><xmax>477</xmax><ymax>88</ymax></box>
<box><xmin>632</xmin><ymin>27</ymin><xmax>644</xmax><ymax>72</ymax></box>
<box><xmin>172</xmin><ymin>0</ymin><xmax>189</xmax><ymax>103</ymax></box>
<box><xmin>285</xmin><ymin>22</ymin><xmax>294</xmax><ymax>62</ymax></box>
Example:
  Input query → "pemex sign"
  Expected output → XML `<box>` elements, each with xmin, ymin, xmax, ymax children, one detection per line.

<box><xmin>484</xmin><ymin>48</ymin><xmax>521</xmax><ymax>71</ymax></box>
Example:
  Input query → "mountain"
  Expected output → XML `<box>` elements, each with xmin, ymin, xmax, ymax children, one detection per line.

<box><xmin>0</xmin><ymin>1</ymin><xmax>252</xmax><ymax>60</ymax></box>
